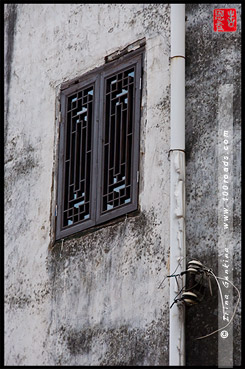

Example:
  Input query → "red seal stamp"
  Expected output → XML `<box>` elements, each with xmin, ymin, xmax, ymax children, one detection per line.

<box><xmin>213</xmin><ymin>9</ymin><xmax>237</xmax><ymax>32</ymax></box>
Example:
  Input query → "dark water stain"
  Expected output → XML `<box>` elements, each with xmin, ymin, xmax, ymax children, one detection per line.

<box><xmin>5</xmin><ymin>4</ymin><xmax>18</xmax><ymax>144</ymax></box>
<box><xmin>58</xmin><ymin>317</ymin><xmax>169</xmax><ymax>366</ymax></box>
<box><xmin>185</xmin><ymin>3</ymin><xmax>241</xmax><ymax>366</ymax></box>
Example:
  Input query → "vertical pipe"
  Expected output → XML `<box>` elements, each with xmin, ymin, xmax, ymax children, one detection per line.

<box><xmin>169</xmin><ymin>4</ymin><xmax>186</xmax><ymax>366</ymax></box>
<box><xmin>170</xmin><ymin>4</ymin><xmax>185</xmax><ymax>151</ymax></box>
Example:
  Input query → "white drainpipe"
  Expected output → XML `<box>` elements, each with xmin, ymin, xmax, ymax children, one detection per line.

<box><xmin>169</xmin><ymin>4</ymin><xmax>186</xmax><ymax>366</ymax></box>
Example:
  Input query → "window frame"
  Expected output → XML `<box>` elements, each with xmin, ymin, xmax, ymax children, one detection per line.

<box><xmin>56</xmin><ymin>47</ymin><xmax>144</xmax><ymax>240</ymax></box>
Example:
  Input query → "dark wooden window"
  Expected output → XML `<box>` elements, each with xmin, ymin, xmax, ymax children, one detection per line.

<box><xmin>56</xmin><ymin>48</ymin><xmax>143</xmax><ymax>240</ymax></box>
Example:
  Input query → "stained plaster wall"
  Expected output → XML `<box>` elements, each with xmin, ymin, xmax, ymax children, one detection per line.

<box><xmin>4</xmin><ymin>4</ymin><xmax>171</xmax><ymax>366</ymax></box>
<box><xmin>185</xmin><ymin>4</ymin><xmax>241</xmax><ymax>366</ymax></box>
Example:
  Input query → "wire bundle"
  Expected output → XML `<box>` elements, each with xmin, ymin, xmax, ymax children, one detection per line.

<box><xmin>158</xmin><ymin>258</ymin><xmax>240</xmax><ymax>340</ymax></box>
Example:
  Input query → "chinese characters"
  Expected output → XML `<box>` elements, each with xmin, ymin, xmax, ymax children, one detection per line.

<box><xmin>213</xmin><ymin>9</ymin><xmax>237</xmax><ymax>32</ymax></box>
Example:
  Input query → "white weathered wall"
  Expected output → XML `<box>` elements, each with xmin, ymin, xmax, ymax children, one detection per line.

<box><xmin>5</xmin><ymin>4</ymin><xmax>171</xmax><ymax>365</ymax></box>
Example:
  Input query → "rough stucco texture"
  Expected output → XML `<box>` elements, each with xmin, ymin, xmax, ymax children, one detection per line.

<box><xmin>4</xmin><ymin>4</ymin><xmax>171</xmax><ymax>366</ymax></box>
<box><xmin>185</xmin><ymin>4</ymin><xmax>241</xmax><ymax>366</ymax></box>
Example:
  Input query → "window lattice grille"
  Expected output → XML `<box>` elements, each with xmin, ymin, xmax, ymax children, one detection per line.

<box><xmin>63</xmin><ymin>86</ymin><xmax>94</xmax><ymax>228</ymax></box>
<box><xmin>56</xmin><ymin>47</ymin><xmax>143</xmax><ymax>240</ymax></box>
<box><xmin>102</xmin><ymin>68</ymin><xmax>135</xmax><ymax>213</ymax></box>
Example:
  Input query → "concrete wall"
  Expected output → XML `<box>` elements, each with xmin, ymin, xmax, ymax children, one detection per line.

<box><xmin>4</xmin><ymin>4</ymin><xmax>171</xmax><ymax>365</ymax></box>
<box><xmin>4</xmin><ymin>3</ymin><xmax>241</xmax><ymax>366</ymax></box>
<box><xmin>185</xmin><ymin>4</ymin><xmax>241</xmax><ymax>366</ymax></box>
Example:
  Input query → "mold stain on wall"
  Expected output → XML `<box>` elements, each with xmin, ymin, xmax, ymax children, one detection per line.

<box><xmin>3</xmin><ymin>3</ymin><xmax>172</xmax><ymax>366</ymax></box>
<box><xmin>4</xmin><ymin>4</ymin><xmax>17</xmax><ymax>145</ymax></box>
<box><xmin>47</xmin><ymin>210</ymin><xmax>169</xmax><ymax>365</ymax></box>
